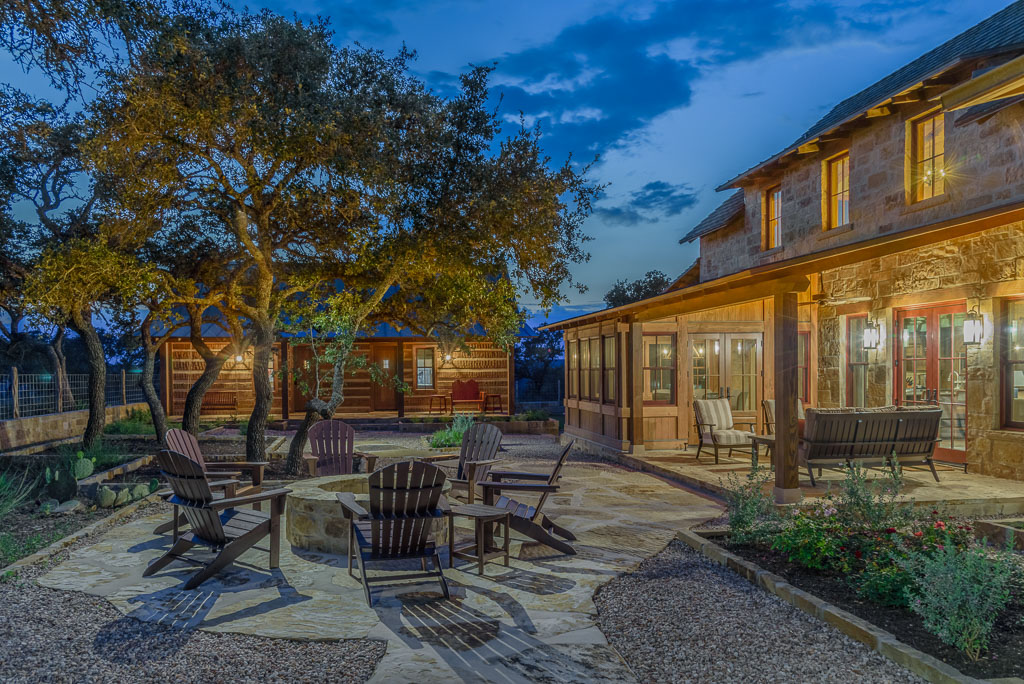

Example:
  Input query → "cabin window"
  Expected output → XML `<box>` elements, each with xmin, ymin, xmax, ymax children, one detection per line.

<box><xmin>642</xmin><ymin>334</ymin><xmax>675</xmax><ymax>405</ymax></box>
<box><xmin>580</xmin><ymin>338</ymin><xmax>591</xmax><ymax>399</ymax></box>
<box><xmin>1002</xmin><ymin>299</ymin><xmax>1024</xmax><ymax>428</ymax></box>
<box><xmin>568</xmin><ymin>340</ymin><xmax>578</xmax><ymax>398</ymax></box>
<box><xmin>846</xmin><ymin>315</ymin><xmax>869</xmax><ymax>407</ymax></box>
<box><xmin>602</xmin><ymin>335</ymin><xmax>616</xmax><ymax>404</ymax></box>
<box><xmin>798</xmin><ymin>331</ymin><xmax>810</xmax><ymax>404</ymax></box>
<box><xmin>588</xmin><ymin>338</ymin><xmax>601</xmax><ymax>401</ymax></box>
<box><xmin>764</xmin><ymin>185</ymin><xmax>782</xmax><ymax>250</ymax></box>
<box><xmin>913</xmin><ymin>112</ymin><xmax>945</xmax><ymax>202</ymax></box>
<box><xmin>415</xmin><ymin>347</ymin><xmax>434</xmax><ymax>389</ymax></box>
<box><xmin>827</xmin><ymin>153</ymin><xmax>850</xmax><ymax>229</ymax></box>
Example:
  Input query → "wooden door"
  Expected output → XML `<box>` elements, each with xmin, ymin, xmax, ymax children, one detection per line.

<box><xmin>372</xmin><ymin>345</ymin><xmax>397</xmax><ymax>411</ymax></box>
<box><xmin>689</xmin><ymin>333</ymin><xmax>761</xmax><ymax>440</ymax></box>
<box><xmin>895</xmin><ymin>304</ymin><xmax>967</xmax><ymax>463</ymax></box>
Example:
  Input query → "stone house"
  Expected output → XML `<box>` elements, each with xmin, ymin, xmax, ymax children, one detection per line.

<box><xmin>543</xmin><ymin>2</ymin><xmax>1024</xmax><ymax>492</ymax></box>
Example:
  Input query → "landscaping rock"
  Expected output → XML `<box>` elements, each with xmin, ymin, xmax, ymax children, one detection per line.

<box><xmin>52</xmin><ymin>499</ymin><xmax>83</xmax><ymax>515</ymax></box>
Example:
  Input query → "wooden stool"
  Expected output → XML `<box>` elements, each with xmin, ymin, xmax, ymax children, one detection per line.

<box><xmin>448</xmin><ymin>503</ymin><xmax>511</xmax><ymax>576</ymax></box>
<box><xmin>428</xmin><ymin>394</ymin><xmax>449</xmax><ymax>415</ymax></box>
<box><xmin>484</xmin><ymin>393</ymin><xmax>503</xmax><ymax>413</ymax></box>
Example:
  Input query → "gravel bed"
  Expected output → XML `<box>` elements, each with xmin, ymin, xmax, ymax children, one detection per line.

<box><xmin>1</xmin><ymin>503</ymin><xmax>386</xmax><ymax>683</ymax></box>
<box><xmin>595</xmin><ymin>541</ymin><xmax>923</xmax><ymax>683</ymax></box>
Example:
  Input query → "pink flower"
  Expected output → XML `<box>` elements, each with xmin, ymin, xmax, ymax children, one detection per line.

<box><xmin>913</xmin><ymin>531</ymin><xmax>924</xmax><ymax>537</ymax></box>
<box><xmin>885</xmin><ymin>527</ymin><xmax>897</xmax><ymax>534</ymax></box>
<box><xmin>854</xmin><ymin>550</ymin><xmax>863</xmax><ymax>559</ymax></box>
<box><xmin>936</xmin><ymin>544</ymin><xmax>945</xmax><ymax>551</ymax></box>
<box><xmin>934</xmin><ymin>521</ymin><xmax>946</xmax><ymax>530</ymax></box>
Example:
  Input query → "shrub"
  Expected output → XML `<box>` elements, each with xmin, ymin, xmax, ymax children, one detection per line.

<box><xmin>57</xmin><ymin>442</ymin><xmax>128</xmax><ymax>472</ymax></box>
<box><xmin>103</xmin><ymin>408</ymin><xmax>156</xmax><ymax>435</ymax></box>
<box><xmin>238</xmin><ymin>419</ymin><xmax>249</xmax><ymax>436</ymax></box>
<box><xmin>900</xmin><ymin>537</ymin><xmax>1017</xmax><ymax>660</ymax></box>
<box><xmin>521</xmin><ymin>408</ymin><xmax>550</xmax><ymax>421</ymax></box>
<box><xmin>855</xmin><ymin>555</ymin><xmax>914</xmax><ymax>607</ymax></box>
<box><xmin>428</xmin><ymin>413</ymin><xmax>474</xmax><ymax>448</ymax></box>
<box><xmin>723</xmin><ymin>466</ymin><xmax>780</xmax><ymax>544</ymax></box>
<box><xmin>0</xmin><ymin>470</ymin><xmax>36</xmax><ymax>519</ymax></box>
<box><xmin>771</xmin><ymin>501</ymin><xmax>850</xmax><ymax>571</ymax></box>
<box><xmin>829</xmin><ymin>462</ymin><xmax>911</xmax><ymax>533</ymax></box>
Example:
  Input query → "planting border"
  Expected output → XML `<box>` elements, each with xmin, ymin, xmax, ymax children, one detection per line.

<box><xmin>676</xmin><ymin>528</ymin><xmax>982</xmax><ymax>684</ymax></box>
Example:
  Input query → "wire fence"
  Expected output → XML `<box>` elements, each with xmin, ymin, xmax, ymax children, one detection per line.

<box><xmin>515</xmin><ymin>377</ymin><xmax>563</xmax><ymax>404</ymax></box>
<box><xmin>0</xmin><ymin>368</ymin><xmax>148</xmax><ymax>420</ymax></box>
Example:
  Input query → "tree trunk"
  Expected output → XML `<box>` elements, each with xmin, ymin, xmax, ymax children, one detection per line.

<box><xmin>285</xmin><ymin>408</ymin><xmax>320</xmax><ymax>476</ymax></box>
<box><xmin>141</xmin><ymin>346</ymin><xmax>169</xmax><ymax>444</ymax></box>
<box><xmin>71</xmin><ymin>310</ymin><xmax>106</xmax><ymax>449</ymax></box>
<box><xmin>285</xmin><ymin>347</ymin><xmax>349</xmax><ymax>475</ymax></box>
<box><xmin>182</xmin><ymin>355</ymin><xmax>227</xmax><ymax>435</ymax></box>
<box><xmin>245</xmin><ymin>323</ymin><xmax>274</xmax><ymax>462</ymax></box>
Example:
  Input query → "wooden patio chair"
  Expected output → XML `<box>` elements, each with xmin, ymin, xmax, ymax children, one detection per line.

<box><xmin>337</xmin><ymin>461</ymin><xmax>450</xmax><ymax>606</ymax></box>
<box><xmin>693</xmin><ymin>398</ymin><xmax>755</xmax><ymax>464</ymax></box>
<box><xmin>762</xmin><ymin>398</ymin><xmax>806</xmax><ymax>435</ymax></box>
<box><xmin>450</xmin><ymin>378</ymin><xmax>486</xmax><ymax>413</ymax></box>
<box><xmin>417</xmin><ymin>423</ymin><xmax>502</xmax><ymax>503</ymax></box>
<box><xmin>477</xmin><ymin>440</ymin><xmax>576</xmax><ymax>556</ymax></box>
<box><xmin>305</xmin><ymin>419</ymin><xmax>378</xmax><ymax>477</ymax></box>
<box><xmin>144</xmin><ymin>449</ymin><xmax>290</xmax><ymax>590</ymax></box>
<box><xmin>154</xmin><ymin>429</ymin><xmax>267</xmax><ymax>536</ymax></box>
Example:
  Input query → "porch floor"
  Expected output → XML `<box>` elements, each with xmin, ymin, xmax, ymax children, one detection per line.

<box><xmin>615</xmin><ymin>446</ymin><xmax>1024</xmax><ymax>517</ymax></box>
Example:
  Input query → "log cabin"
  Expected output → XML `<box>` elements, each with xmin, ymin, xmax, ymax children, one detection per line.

<box><xmin>543</xmin><ymin>2</ymin><xmax>1024</xmax><ymax>495</ymax></box>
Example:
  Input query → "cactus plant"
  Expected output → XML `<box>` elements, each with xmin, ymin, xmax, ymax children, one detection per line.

<box><xmin>96</xmin><ymin>486</ymin><xmax>117</xmax><ymax>508</ymax></box>
<box><xmin>114</xmin><ymin>487</ymin><xmax>131</xmax><ymax>507</ymax></box>
<box><xmin>148</xmin><ymin>478</ymin><xmax>161</xmax><ymax>493</ymax></box>
<box><xmin>45</xmin><ymin>467</ymin><xmax>79</xmax><ymax>503</ymax></box>
<box><xmin>131</xmin><ymin>483</ymin><xmax>151</xmax><ymax>501</ymax></box>
<box><xmin>71</xmin><ymin>457</ymin><xmax>94</xmax><ymax>480</ymax></box>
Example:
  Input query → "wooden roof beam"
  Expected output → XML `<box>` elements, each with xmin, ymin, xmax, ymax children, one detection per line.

<box><xmin>866</xmin><ymin>105</ymin><xmax>892</xmax><ymax>118</ymax></box>
<box><xmin>797</xmin><ymin>141</ymin><xmax>820</xmax><ymax>154</ymax></box>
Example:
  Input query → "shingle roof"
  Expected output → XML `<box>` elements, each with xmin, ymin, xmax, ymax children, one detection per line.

<box><xmin>679</xmin><ymin>190</ymin><xmax>744</xmax><ymax>243</ymax></box>
<box><xmin>719</xmin><ymin>0</ymin><xmax>1024</xmax><ymax>190</ymax></box>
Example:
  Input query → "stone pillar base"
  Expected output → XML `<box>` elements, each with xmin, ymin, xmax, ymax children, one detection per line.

<box><xmin>774</xmin><ymin>486</ymin><xmax>802</xmax><ymax>504</ymax></box>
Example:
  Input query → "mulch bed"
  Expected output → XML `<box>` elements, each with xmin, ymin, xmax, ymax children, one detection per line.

<box><xmin>728</xmin><ymin>542</ymin><xmax>1024</xmax><ymax>679</ymax></box>
<box><xmin>1</xmin><ymin>506</ymin><xmax>109</xmax><ymax>568</ymax></box>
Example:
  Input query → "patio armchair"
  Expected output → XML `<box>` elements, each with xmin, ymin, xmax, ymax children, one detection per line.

<box><xmin>762</xmin><ymin>398</ymin><xmax>806</xmax><ymax>435</ymax></box>
<box><xmin>693</xmin><ymin>398</ymin><xmax>755</xmax><ymax>464</ymax></box>
<box><xmin>416</xmin><ymin>422</ymin><xmax>503</xmax><ymax>503</ymax></box>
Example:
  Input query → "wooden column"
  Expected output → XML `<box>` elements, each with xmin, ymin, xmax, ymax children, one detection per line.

<box><xmin>628</xmin><ymin>319</ymin><xmax>645</xmax><ymax>453</ymax></box>
<box><xmin>507</xmin><ymin>351</ymin><xmax>515</xmax><ymax>416</ymax></box>
<box><xmin>121</xmin><ymin>369</ymin><xmax>127</xmax><ymax>405</ymax></box>
<box><xmin>395</xmin><ymin>340</ymin><xmax>405</xmax><ymax>418</ymax></box>
<box><xmin>11</xmin><ymin>367</ymin><xmax>19</xmax><ymax>418</ymax></box>
<box><xmin>774</xmin><ymin>291</ymin><xmax>801</xmax><ymax>503</ymax></box>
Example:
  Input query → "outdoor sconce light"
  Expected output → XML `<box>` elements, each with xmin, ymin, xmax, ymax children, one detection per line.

<box><xmin>235</xmin><ymin>354</ymin><xmax>244</xmax><ymax>363</ymax></box>
<box><xmin>963</xmin><ymin>306</ymin><xmax>984</xmax><ymax>346</ymax></box>
<box><xmin>862</xmin><ymin>318</ymin><xmax>880</xmax><ymax>351</ymax></box>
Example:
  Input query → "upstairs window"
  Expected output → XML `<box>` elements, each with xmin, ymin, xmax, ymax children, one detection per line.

<box><xmin>913</xmin><ymin>112</ymin><xmax>945</xmax><ymax>202</ymax></box>
<box><xmin>415</xmin><ymin>348</ymin><xmax>435</xmax><ymax>389</ymax></box>
<box><xmin>827</xmin><ymin>153</ymin><xmax>850</xmax><ymax>229</ymax></box>
<box><xmin>764</xmin><ymin>185</ymin><xmax>782</xmax><ymax>250</ymax></box>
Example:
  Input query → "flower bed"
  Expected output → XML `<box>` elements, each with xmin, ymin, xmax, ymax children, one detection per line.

<box><xmin>721</xmin><ymin>465</ymin><xmax>1024</xmax><ymax>679</ymax></box>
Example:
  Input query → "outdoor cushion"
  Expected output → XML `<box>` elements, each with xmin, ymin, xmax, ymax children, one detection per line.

<box><xmin>710</xmin><ymin>429</ymin><xmax>753</xmax><ymax>446</ymax></box>
<box><xmin>694</xmin><ymin>398</ymin><xmax>734</xmax><ymax>430</ymax></box>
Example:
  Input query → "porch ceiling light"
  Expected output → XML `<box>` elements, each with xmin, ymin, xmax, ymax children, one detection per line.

<box><xmin>862</xmin><ymin>318</ymin><xmax>880</xmax><ymax>351</ymax></box>
<box><xmin>964</xmin><ymin>306</ymin><xmax>984</xmax><ymax>346</ymax></box>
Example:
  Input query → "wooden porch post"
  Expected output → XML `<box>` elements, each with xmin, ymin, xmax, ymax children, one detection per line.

<box><xmin>629</xmin><ymin>319</ymin><xmax>645</xmax><ymax>454</ymax></box>
<box><xmin>774</xmin><ymin>291</ymin><xmax>801</xmax><ymax>503</ymax></box>
<box><xmin>395</xmin><ymin>340</ymin><xmax>405</xmax><ymax>418</ymax></box>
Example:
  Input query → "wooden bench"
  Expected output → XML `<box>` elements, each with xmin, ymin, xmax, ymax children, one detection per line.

<box><xmin>799</xmin><ymin>407</ymin><xmax>942</xmax><ymax>486</ymax></box>
<box><xmin>450</xmin><ymin>378</ymin><xmax>486</xmax><ymax>413</ymax></box>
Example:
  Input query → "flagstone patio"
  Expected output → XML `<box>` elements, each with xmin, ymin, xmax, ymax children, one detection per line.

<box><xmin>37</xmin><ymin>457</ymin><xmax>722</xmax><ymax>683</ymax></box>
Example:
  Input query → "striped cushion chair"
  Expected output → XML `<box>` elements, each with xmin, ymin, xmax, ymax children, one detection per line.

<box><xmin>693</xmin><ymin>398</ymin><xmax>756</xmax><ymax>464</ymax></box>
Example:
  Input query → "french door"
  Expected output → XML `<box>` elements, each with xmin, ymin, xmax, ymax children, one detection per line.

<box><xmin>690</xmin><ymin>333</ymin><xmax>761</xmax><ymax>435</ymax></box>
<box><xmin>895</xmin><ymin>304</ymin><xmax>968</xmax><ymax>463</ymax></box>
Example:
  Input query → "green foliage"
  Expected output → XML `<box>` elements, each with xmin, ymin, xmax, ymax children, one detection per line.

<box><xmin>604</xmin><ymin>270</ymin><xmax>672</xmax><ymax>308</ymax></box>
<box><xmin>44</xmin><ymin>466</ymin><xmax>78</xmax><ymax>503</ymax></box>
<box><xmin>855</xmin><ymin>555</ymin><xmax>914</xmax><ymax>607</ymax></box>
<box><xmin>148</xmin><ymin>478</ymin><xmax>160</xmax><ymax>493</ymax></box>
<box><xmin>771</xmin><ymin>500</ymin><xmax>851</xmax><ymax>571</ymax></box>
<box><xmin>429</xmin><ymin>414</ymin><xmax>474</xmax><ymax>448</ymax></box>
<box><xmin>113</xmin><ymin>488</ymin><xmax>131</xmax><ymax>507</ymax></box>
<box><xmin>130</xmin><ymin>483</ymin><xmax>151</xmax><ymax>500</ymax></box>
<box><xmin>0</xmin><ymin>469</ymin><xmax>37</xmax><ymax>520</ymax></box>
<box><xmin>57</xmin><ymin>441</ymin><xmax>129</xmax><ymax>472</ymax></box>
<box><xmin>519</xmin><ymin>408</ymin><xmax>550</xmax><ymax>421</ymax></box>
<box><xmin>70</xmin><ymin>454</ymin><xmax>94</xmax><ymax>480</ymax></box>
<box><xmin>238</xmin><ymin>419</ymin><xmax>249</xmax><ymax>436</ymax></box>
<box><xmin>0</xmin><ymin>526</ymin><xmax>73</xmax><ymax>567</ymax></box>
<box><xmin>828</xmin><ymin>462</ymin><xmax>911</xmax><ymax>532</ymax></box>
<box><xmin>900</xmin><ymin>536</ymin><xmax>1018</xmax><ymax>660</ymax></box>
<box><xmin>723</xmin><ymin>466</ymin><xmax>780</xmax><ymax>544</ymax></box>
<box><xmin>96</xmin><ymin>486</ymin><xmax>117</xmax><ymax>508</ymax></box>
<box><xmin>103</xmin><ymin>408</ymin><xmax>156</xmax><ymax>435</ymax></box>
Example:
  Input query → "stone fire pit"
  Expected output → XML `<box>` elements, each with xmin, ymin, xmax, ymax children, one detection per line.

<box><xmin>285</xmin><ymin>473</ymin><xmax>451</xmax><ymax>555</ymax></box>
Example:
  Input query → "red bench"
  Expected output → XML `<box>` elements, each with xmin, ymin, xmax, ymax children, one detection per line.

<box><xmin>450</xmin><ymin>379</ymin><xmax>486</xmax><ymax>413</ymax></box>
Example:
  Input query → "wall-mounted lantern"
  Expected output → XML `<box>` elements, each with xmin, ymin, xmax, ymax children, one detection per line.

<box><xmin>964</xmin><ymin>306</ymin><xmax>984</xmax><ymax>346</ymax></box>
<box><xmin>862</xmin><ymin>318</ymin><xmax>881</xmax><ymax>351</ymax></box>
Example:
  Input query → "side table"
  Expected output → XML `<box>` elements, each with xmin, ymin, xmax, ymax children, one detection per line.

<box><xmin>484</xmin><ymin>393</ymin><xmax>503</xmax><ymax>414</ymax></box>
<box><xmin>428</xmin><ymin>394</ymin><xmax>450</xmax><ymax>415</ymax></box>
<box><xmin>448</xmin><ymin>503</ymin><xmax>511</xmax><ymax>576</ymax></box>
<box><xmin>751</xmin><ymin>434</ymin><xmax>774</xmax><ymax>469</ymax></box>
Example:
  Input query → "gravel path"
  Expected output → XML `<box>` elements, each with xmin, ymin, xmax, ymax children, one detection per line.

<box><xmin>595</xmin><ymin>541</ymin><xmax>923</xmax><ymax>684</ymax></box>
<box><xmin>0</xmin><ymin>504</ymin><xmax>386</xmax><ymax>683</ymax></box>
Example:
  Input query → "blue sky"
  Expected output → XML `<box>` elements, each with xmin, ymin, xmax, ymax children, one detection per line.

<box><xmin>5</xmin><ymin>0</ymin><xmax>1013</xmax><ymax>328</ymax></box>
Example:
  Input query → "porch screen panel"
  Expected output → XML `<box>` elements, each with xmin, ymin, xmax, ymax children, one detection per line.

<box><xmin>846</xmin><ymin>316</ymin><xmax>869</xmax><ymax>407</ymax></box>
<box><xmin>1005</xmin><ymin>300</ymin><xmax>1024</xmax><ymax>428</ymax></box>
<box><xmin>580</xmin><ymin>339</ymin><xmax>591</xmax><ymax>399</ymax></box>
<box><xmin>729</xmin><ymin>338</ymin><xmax>757</xmax><ymax>412</ymax></box>
<box><xmin>602</xmin><ymin>335</ymin><xmax>616</xmax><ymax>403</ymax></box>
<box><xmin>691</xmin><ymin>338</ymin><xmax>721</xmax><ymax>400</ymax></box>
<box><xmin>643</xmin><ymin>334</ymin><xmax>675</xmax><ymax>404</ymax></box>
<box><xmin>589</xmin><ymin>338</ymin><xmax>601</xmax><ymax>401</ymax></box>
<box><xmin>568</xmin><ymin>340</ymin><xmax>578</xmax><ymax>398</ymax></box>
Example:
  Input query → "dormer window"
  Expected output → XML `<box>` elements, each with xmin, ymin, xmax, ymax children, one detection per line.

<box><xmin>826</xmin><ymin>152</ymin><xmax>850</xmax><ymax>229</ymax></box>
<box><xmin>764</xmin><ymin>185</ymin><xmax>782</xmax><ymax>249</ymax></box>
<box><xmin>912</xmin><ymin>112</ymin><xmax>945</xmax><ymax>202</ymax></box>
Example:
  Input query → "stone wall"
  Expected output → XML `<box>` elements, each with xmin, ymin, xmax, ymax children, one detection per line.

<box><xmin>699</xmin><ymin>94</ymin><xmax>1024</xmax><ymax>283</ymax></box>
<box><xmin>817</xmin><ymin>221</ymin><xmax>1024</xmax><ymax>480</ymax></box>
<box><xmin>0</xmin><ymin>403</ymin><xmax>148</xmax><ymax>454</ymax></box>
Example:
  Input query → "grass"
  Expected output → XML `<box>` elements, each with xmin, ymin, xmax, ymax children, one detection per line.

<box><xmin>0</xmin><ymin>527</ymin><xmax>70</xmax><ymax>567</ymax></box>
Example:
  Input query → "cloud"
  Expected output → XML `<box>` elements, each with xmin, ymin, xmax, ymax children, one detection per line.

<box><xmin>596</xmin><ymin>180</ymin><xmax>698</xmax><ymax>225</ymax></box>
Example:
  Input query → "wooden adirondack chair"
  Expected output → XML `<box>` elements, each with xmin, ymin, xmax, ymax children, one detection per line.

<box><xmin>478</xmin><ymin>440</ymin><xmax>576</xmax><ymax>555</ymax></box>
<box><xmin>305</xmin><ymin>419</ymin><xmax>378</xmax><ymax>477</ymax></box>
<box><xmin>337</xmin><ymin>461</ymin><xmax>450</xmax><ymax>606</ymax></box>
<box><xmin>154</xmin><ymin>429</ymin><xmax>267</xmax><ymax>536</ymax></box>
<box><xmin>419</xmin><ymin>423</ymin><xmax>502</xmax><ymax>503</ymax></box>
<box><xmin>144</xmin><ymin>449</ymin><xmax>290</xmax><ymax>590</ymax></box>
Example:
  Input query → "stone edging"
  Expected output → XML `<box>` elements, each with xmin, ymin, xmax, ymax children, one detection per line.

<box><xmin>675</xmin><ymin>529</ymin><xmax>980</xmax><ymax>684</ymax></box>
<box><xmin>79</xmin><ymin>454</ymin><xmax>154</xmax><ymax>486</ymax></box>
<box><xmin>0</xmin><ymin>494</ymin><xmax>161</xmax><ymax>577</ymax></box>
